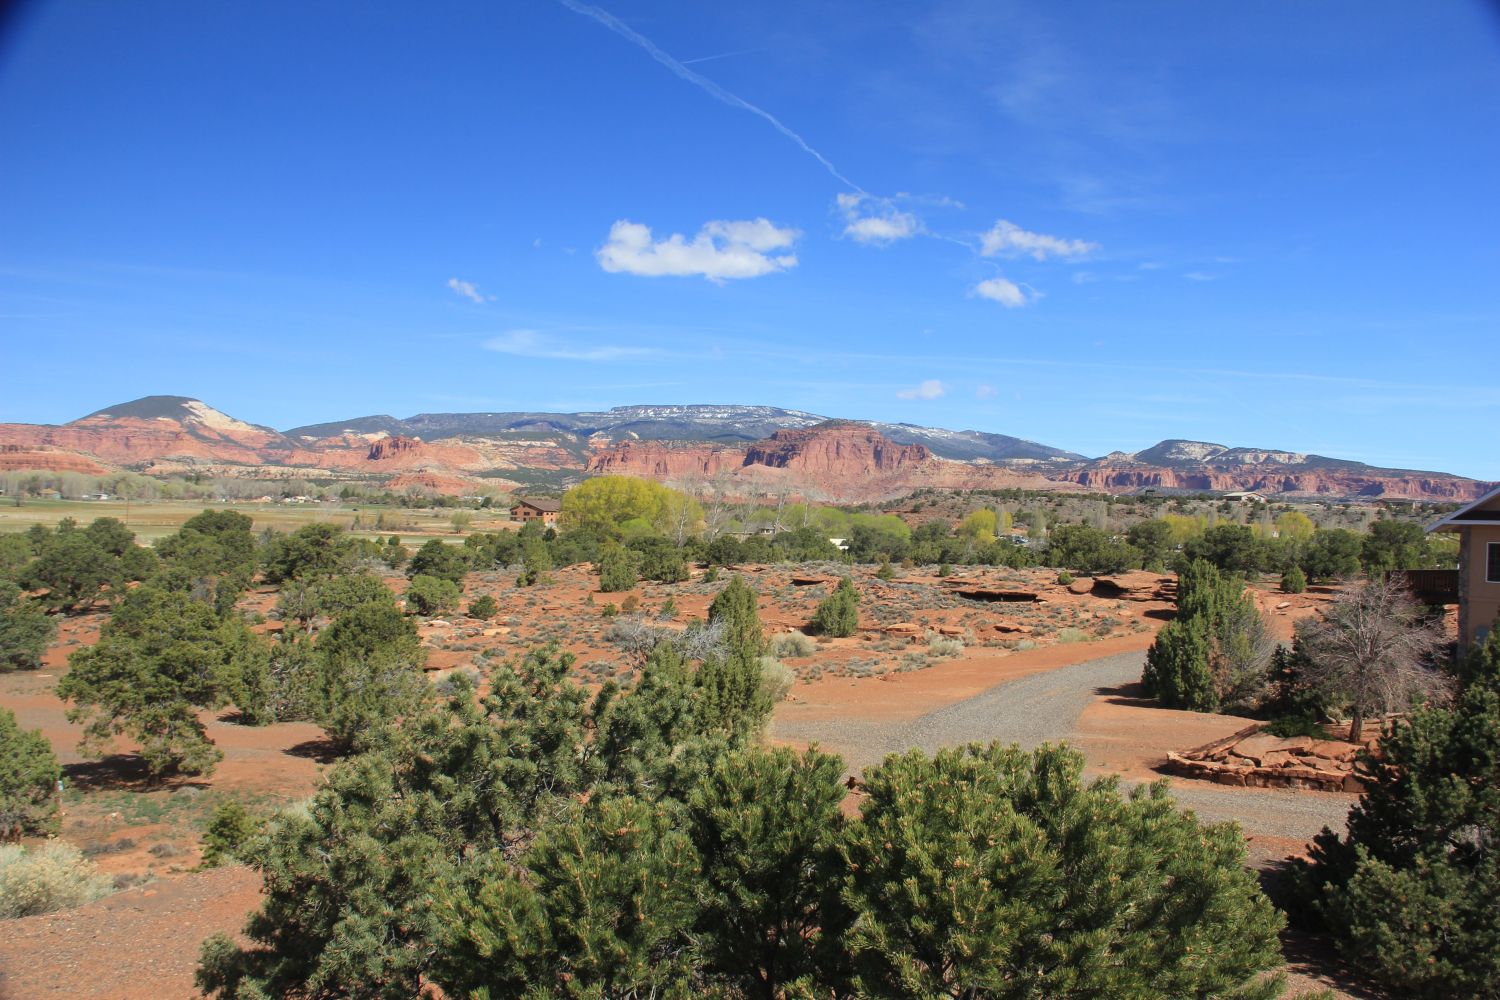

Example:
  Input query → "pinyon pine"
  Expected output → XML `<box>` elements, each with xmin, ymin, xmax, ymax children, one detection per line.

<box><xmin>1297</xmin><ymin>624</ymin><xmax>1500</xmax><ymax>998</ymax></box>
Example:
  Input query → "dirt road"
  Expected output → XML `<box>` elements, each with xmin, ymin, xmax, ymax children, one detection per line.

<box><xmin>773</xmin><ymin>649</ymin><xmax>1354</xmax><ymax>843</ymax></box>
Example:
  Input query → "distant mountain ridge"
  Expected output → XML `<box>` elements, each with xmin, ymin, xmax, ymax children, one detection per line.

<box><xmin>284</xmin><ymin>404</ymin><xmax>1082</xmax><ymax>464</ymax></box>
<box><xmin>0</xmin><ymin>395</ymin><xmax>1488</xmax><ymax>503</ymax></box>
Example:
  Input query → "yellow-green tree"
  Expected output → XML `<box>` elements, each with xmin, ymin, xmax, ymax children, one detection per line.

<box><xmin>1275</xmin><ymin>510</ymin><xmax>1316</xmax><ymax>544</ymax></box>
<box><xmin>659</xmin><ymin>489</ymin><xmax>706</xmax><ymax>546</ymax></box>
<box><xmin>957</xmin><ymin>509</ymin><xmax>998</xmax><ymax>545</ymax></box>
<box><xmin>1162</xmin><ymin>513</ymin><xmax>1207</xmax><ymax>546</ymax></box>
<box><xmin>561</xmin><ymin>477</ymin><xmax>702</xmax><ymax>539</ymax></box>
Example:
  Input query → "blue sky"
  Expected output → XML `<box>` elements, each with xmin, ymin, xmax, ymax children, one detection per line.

<box><xmin>2</xmin><ymin>1</ymin><xmax>1497</xmax><ymax>479</ymax></box>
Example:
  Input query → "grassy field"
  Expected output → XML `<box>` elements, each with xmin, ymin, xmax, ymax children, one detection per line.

<box><xmin>0</xmin><ymin>498</ymin><xmax>519</xmax><ymax>542</ymax></box>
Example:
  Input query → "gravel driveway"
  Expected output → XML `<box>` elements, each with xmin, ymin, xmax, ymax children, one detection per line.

<box><xmin>773</xmin><ymin>649</ymin><xmax>1354</xmax><ymax>842</ymax></box>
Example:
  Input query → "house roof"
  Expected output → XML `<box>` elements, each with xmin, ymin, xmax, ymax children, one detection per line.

<box><xmin>1427</xmin><ymin>482</ymin><xmax>1500</xmax><ymax>532</ymax></box>
<box><xmin>512</xmin><ymin>497</ymin><xmax>562</xmax><ymax>513</ymax></box>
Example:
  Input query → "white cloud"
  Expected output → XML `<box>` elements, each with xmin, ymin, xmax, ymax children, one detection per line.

<box><xmin>596</xmin><ymin>218</ymin><xmax>799</xmax><ymax>282</ymax></box>
<box><xmin>975</xmin><ymin>384</ymin><xmax>997</xmax><ymax>399</ymax></box>
<box><xmin>897</xmin><ymin>378</ymin><xmax>947</xmax><ymax>400</ymax></box>
<box><xmin>972</xmin><ymin>276</ymin><xmax>1035</xmax><ymax>308</ymax></box>
<box><xmin>1183</xmin><ymin>271</ymin><xmax>1216</xmax><ymax>282</ymax></box>
<box><xmin>980</xmin><ymin>219</ymin><xmax>1096</xmax><ymax>260</ymax></box>
<box><xmin>836</xmin><ymin>193</ymin><xmax>921</xmax><ymax>245</ymax></box>
<box><xmin>483</xmin><ymin>329</ymin><xmax>657</xmax><ymax>362</ymax></box>
<box><xmin>447</xmin><ymin>277</ymin><xmax>488</xmax><ymax>303</ymax></box>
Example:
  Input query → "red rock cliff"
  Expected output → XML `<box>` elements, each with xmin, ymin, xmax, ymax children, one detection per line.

<box><xmin>587</xmin><ymin>440</ymin><xmax>739</xmax><ymax>478</ymax></box>
<box><xmin>587</xmin><ymin>424</ymin><xmax>1012</xmax><ymax>502</ymax></box>
<box><xmin>743</xmin><ymin>424</ymin><xmax>929</xmax><ymax>476</ymax></box>
<box><xmin>366</xmin><ymin>436</ymin><xmax>424</xmax><ymax>461</ymax></box>
<box><xmin>1050</xmin><ymin>464</ymin><xmax>1492</xmax><ymax>500</ymax></box>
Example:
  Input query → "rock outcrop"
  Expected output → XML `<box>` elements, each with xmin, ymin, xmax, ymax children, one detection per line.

<box><xmin>366</xmin><ymin>436</ymin><xmax>424</xmax><ymax>461</ymax></box>
<box><xmin>1051</xmin><ymin>463</ymin><xmax>1488</xmax><ymax>500</ymax></box>
<box><xmin>587</xmin><ymin>440</ymin><xmax>739</xmax><ymax>479</ymax></box>
<box><xmin>743</xmin><ymin>423</ymin><xmax>929</xmax><ymax>476</ymax></box>
<box><xmin>1163</xmin><ymin>725</ymin><xmax>1370</xmax><ymax>793</ymax></box>
<box><xmin>586</xmin><ymin>423</ymin><xmax>1070</xmax><ymax>502</ymax></box>
<box><xmin>0</xmin><ymin>445</ymin><xmax>110</xmax><ymax>475</ymax></box>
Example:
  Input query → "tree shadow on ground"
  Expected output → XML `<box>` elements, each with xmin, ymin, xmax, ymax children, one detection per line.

<box><xmin>1259</xmin><ymin>859</ymin><xmax>1389</xmax><ymax>999</ymax></box>
<box><xmin>62</xmin><ymin>755</ymin><xmax>209</xmax><ymax>793</ymax></box>
<box><xmin>1093</xmin><ymin>681</ymin><xmax>1155</xmax><ymax>707</ymax></box>
<box><xmin>285</xmin><ymin>738</ymin><xmax>342</xmax><ymax>764</ymax></box>
<box><xmin>1143</xmin><ymin>608</ymin><xmax>1175</xmax><ymax>622</ymax></box>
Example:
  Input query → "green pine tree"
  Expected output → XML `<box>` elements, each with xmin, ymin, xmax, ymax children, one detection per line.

<box><xmin>597</xmin><ymin>541</ymin><xmax>640</xmax><ymax>592</ymax></box>
<box><xmin>1142</xmin><ymin>559</ymin><xmax>1271</xmax><ymax>712</ymax></box>
<box><xmin>708</xmin><ymin>575</ymin><xmax>765</xmax><ymax>657</ymax></box>
<box><xmin>405</xmin><ymin>538</ymin><xmax>468</xmax><ymax>585</ymax></box>
<box><xmin>198</xmin><ymin>659</ymin><xmax>593</xmax><ymax>1000</ymax></box>
<box><xmin>812</xmin><ymin>576</ymin><xmax>860</xmax><ymax>638</ymax></box>
<box><xmin>311</xmin><ymin>601</ymin><xmax>429</xmax><ymax>752</ymax></box>
<box><xmin>58</xmin><ymin>585</ymin><xmax>269</xmax><ymax>778</ymax></box>
<box><xmin>200</xmin><ymin>799</ymin><xmax>265</xmax><ymax>868</ymax></box>
<box><xmin>686</xmin><ymin>745</ymin><xmax>849</xmax><ymax>997</ymax></box>
<box><xmin>0</xmin><ymin>581</ymin><xmax>56</xmax><ymax>672</ymax></box>
<box><xmin>1296</xmin><ymin>623</ymin><xmax>1500</xmax><ymax>997</ymax></box>
<box><xmin>433</xmin><ymin>793</ymin><xmax>702</xmax><ymax>999</ymax></box>
<box><xmin>0</xmin><ymin>707</ymin><xmax>60</xmax><ymax>841</ymax></box>
<box><xmin>402</xmin><ymin>574</ymin><xmax>460</xmax><ymax>616</ymax></box>
<box><xmin>841</xmin><ymin>742</ymin><xmax>1286</xmax><ymax>999</ymax></box>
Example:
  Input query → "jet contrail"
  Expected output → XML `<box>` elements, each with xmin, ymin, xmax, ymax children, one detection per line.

<box><xmin>681</xmin><ymin>47</ymin><xmax>764</xmax><ymax>66</ymax></box>
<box><xmin>555</xmin><ymin>0</ymin><xmax>865</xmax><ymax>194</ymax></box>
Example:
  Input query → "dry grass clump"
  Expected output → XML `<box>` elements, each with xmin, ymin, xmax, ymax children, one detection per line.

<box><xmin>758</xmin><ymin>657</ymin><xmax>795</xmax><ymax>703</ymax></box>
<box><xmin>769</xmin><ymin>632</ymin><xmax>816</xmax><ymax>658</ymax></box>
<box><xmin>0</xmin><ymin>842</ymin><xmax>113</xmax><ymax>918</ymax></box>
<box><xmin>926</xmin><ymin>634</ymin><xmax>964</xmax><ymax>658</ymax></box>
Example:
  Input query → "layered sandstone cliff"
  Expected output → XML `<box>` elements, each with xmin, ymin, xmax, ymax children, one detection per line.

<box><xmin>743</xmin><ymin>424</ymin><xmax>929</xmax><ymax>476</ymax></box>
<box><xmin>0</xmin><ymin>445</ymin><xmax>111</xmax><ymax>476</ymax></box>
<box><xmin>1049</xmin><ymin>465</ymin><xmax>1489</xmax><ymax>501</ymax></box>
<box><xmin>587</xmin><ymin>423</ymin><xmax>1068</xmax><ymax>502</ymax></box>
<box><xmin>587</xmin><ymin>440</ymin><xmax>741</xmax><ymax>479</ymax></box>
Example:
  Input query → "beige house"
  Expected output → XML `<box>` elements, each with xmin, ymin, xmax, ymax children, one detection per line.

<box><xmin>1429</xmin><ymin>484</ymin><xmax>1500</xmax><ymax>651</ymax></box>
<box><xmin>510</xmin><ymin>497</ymin><xmax>561</xmax><ymax>527</ymax></box>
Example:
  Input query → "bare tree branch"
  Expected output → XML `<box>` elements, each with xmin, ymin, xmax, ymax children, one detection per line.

<box><xmin>1295</xmin><ymin>574</ymin><xmax>1451</xmax><ymax>740</ymax></box>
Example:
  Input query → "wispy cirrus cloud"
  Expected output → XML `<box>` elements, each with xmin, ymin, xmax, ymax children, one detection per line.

<box><xmin>836</xmin><ymin>193</ymin><xmax>922</xmax><ymax>245</ymax></box>
<box><xmin>972</xmin><ymin>276</ymin><xmax>1037</xmax><ymax>308</ymax></box>
<box><xmin>980</xmin><ymin>219</ymin><xmax>1097</xmax><ymax>260</ymax></box>
<box><xmin>483</xmin><ymin>328</ymin><xmax>658</xmax><ymax>362</ymax></box>
<box><xmin>896</xmin><ymin>378</ymin><xmax>947</xmax><ymax>400</ymax></box>
<box><xmin>596</xmin><ymin>218</ymin><xmax>799</xmax><ymax>282</ymax></box>
<box><xmin>446</xmin><ymin>277</ymin><xmax>489</xmax><ymax>303</ymax></box>
<box><xmin>555</xmin><ymin>0</ymin><xmax>862</xmax><ymax>191</ymax></box>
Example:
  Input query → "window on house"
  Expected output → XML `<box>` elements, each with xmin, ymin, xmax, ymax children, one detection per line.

<box><xmin>1489</xmin><ymin>541</ymin><xmax>1500</xmax><ymax>584</ymax></box>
